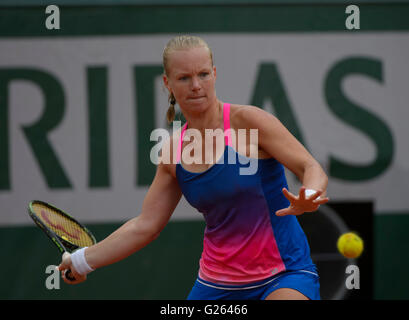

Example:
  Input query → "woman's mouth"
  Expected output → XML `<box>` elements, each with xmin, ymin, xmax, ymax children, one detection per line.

<box><xmin>188</xmin><ymin>96</ymin><xmax>205</xmax><ymax>100</ymax></box>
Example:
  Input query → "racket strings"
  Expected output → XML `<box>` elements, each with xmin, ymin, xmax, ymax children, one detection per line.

<box><xmin>32</xmin><ymin>203</ymin><xmax>94</xmax><ymax>247</ymax></box>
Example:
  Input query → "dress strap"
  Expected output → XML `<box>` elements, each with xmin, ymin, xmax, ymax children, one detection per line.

<box><xmin>176</xmin><ymin>122</ymin><xmax>188</xmax><ymax>163</ymax></box>
<box><xmin>223</xmin><ymin>103</ymin><xmax>232</xmax><ymax>147</ymax></box>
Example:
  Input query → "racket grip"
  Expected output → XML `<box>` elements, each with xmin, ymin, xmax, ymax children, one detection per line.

<box><xmin>65</xmin><ymin>269</ymin><xmax>76</xmax><ymax>281</ymax></box>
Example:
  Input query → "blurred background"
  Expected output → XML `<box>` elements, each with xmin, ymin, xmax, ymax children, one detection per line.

<box><xmin>0</xmin><ymin>0</ymin><xmax>408</xmax><ymax>300</ymax></box>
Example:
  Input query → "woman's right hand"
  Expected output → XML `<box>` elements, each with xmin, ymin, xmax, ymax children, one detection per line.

<box><xmin>58</xmin><ymin>252</ymin><xmax>87</xmax><ymax>285</ymax></box>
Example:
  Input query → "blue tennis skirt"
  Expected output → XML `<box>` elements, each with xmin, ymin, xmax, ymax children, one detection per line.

<box><xmin>187</xmin><ymin>269</ymin><xmax>320</xmax><ymax>300</ymax></box>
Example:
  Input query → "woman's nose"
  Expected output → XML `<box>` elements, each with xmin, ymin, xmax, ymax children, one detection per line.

<box><xmin>191</xmin><ymin>77</ymin><xmax>201</xmax><ymax>90</ymax></box>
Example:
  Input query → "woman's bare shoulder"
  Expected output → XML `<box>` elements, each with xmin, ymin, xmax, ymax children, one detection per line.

<box><xmin>229</xmin><ymin>103</ymin><xmax>278</xmax><ymax>129</ymax></box>
<box><xmin>156</xmin><ymin>124</ymin><xmax>183</xmax><ymax>177</ymax></box>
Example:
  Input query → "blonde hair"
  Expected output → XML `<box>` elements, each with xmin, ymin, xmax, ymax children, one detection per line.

<box><xmin>163</xmin><ymin>35</ymin><xmax>214</xmax><ymax>123</ymax></box>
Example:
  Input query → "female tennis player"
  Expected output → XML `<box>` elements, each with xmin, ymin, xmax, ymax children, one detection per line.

<box><xmin>59</xmin><ymin>35</ymin><xmax>329</xmax><ymax>300</ymax></box>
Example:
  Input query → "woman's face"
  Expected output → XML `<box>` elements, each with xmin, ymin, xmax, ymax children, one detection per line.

<box><xmin>163</xmin><ymin>46</ymin><xmax>217</xmax><ymax>114</ymax></box>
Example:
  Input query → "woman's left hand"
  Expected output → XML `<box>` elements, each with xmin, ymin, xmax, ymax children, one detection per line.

<box><xmin>275</xmin><ymin>186</ymin><xmax>329</xmax><ymax>217</ymax></box>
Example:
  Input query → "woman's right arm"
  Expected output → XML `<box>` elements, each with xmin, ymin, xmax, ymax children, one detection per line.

<box><xmin>58</xmin><ymin>160</ymin><xmax>182</xmax><ymax>282</ymax></box>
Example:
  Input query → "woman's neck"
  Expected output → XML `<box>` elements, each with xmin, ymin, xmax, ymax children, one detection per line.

<box><xmin>184</xmin><ymin>99</ymin><xmax>223</xmax><ymax>133</ymax></box>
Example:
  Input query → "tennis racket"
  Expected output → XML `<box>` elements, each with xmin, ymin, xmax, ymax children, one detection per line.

<box><xmin>28</xmin><ymin>200</ymin><xmax>96</xmax><ymax>281</ymax></box>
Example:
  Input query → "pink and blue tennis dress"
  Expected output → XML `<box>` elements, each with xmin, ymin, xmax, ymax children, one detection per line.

<box><xmin>176</xmin><ymin>103</ymin><xmax>320</xmax><ymax>300</ymax></box>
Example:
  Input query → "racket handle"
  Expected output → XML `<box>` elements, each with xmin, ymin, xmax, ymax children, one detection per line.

<box><xmin>65</xmin><ymin>269</ymin><xmax>76</xmax><ymax>281</ymax></box>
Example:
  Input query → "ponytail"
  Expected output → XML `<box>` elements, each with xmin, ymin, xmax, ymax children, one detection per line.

<box><xmin>166</xmin><ymin>93</ymin><xmax>176</xmax><ymax>124</ymax></box>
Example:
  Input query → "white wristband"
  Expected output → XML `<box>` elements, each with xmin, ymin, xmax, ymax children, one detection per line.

<box><xmin>305</xmin><ymin>189</ymin><xmax>321</xmax><ymax>199</ymax></box>
<box><xmin>70</xmin><ymin>247</ymin><xmax>94</xmax><ymax>275</ymax></box>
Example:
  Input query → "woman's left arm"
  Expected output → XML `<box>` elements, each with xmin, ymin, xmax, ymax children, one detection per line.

<box><xmin>242</xmin><ymin>106</ymin><xmax>329</xmax><ymax>216</ymax></box>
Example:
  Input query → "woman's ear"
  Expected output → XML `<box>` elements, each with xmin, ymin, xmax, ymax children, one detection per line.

<box><xmin>163</xmin><ymin>74</ymin><xmax>170</xmax><ymax>92</ymax></box>
<box><xmin>213</xmin><ymin>65</ymin><xmax>217</xmax><ymax>80</ymax></box>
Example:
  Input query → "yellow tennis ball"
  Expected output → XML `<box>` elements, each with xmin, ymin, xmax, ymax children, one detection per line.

<box><xmin>337</xmin><ymin>232</ymin><xmax>364</xmax><ymax>258</ymax></box>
